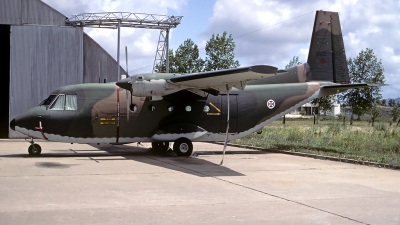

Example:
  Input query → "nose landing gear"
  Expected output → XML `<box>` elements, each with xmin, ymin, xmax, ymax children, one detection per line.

<box><xmin>26</xmin><ymin>138</ymin><xmax>42</xmax><ymax>156</ymax></box>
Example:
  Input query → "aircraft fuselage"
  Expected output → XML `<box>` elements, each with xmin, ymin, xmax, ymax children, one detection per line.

<box><xmin>12</xmin><ymin>82</ymin><xmax>322</xmax><ymax>144</ymax></box>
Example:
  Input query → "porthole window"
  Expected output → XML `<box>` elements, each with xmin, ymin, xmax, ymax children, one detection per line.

<box><xmin>130</xmin><ymin>104</ymin><xmax>138</xmax><ymax>112</ymax></box>
<box><xmin>203</xmin><ymin>105</ymin><xmax>210</xmax><ymax>113</ymax></box>
<box><xmin>168</xmin><ymin>106</ymin><xmax>174</xmax><ymax>112</ymax></box>
<box><xmin>148</xmin><ymin>105</ymin><xmax>156</xmax><ymax>111</ymax></box>
<box><xmin>185</xmin><ymin>106</ymin><xmax>192</xmax><ymax>112</ymax></box>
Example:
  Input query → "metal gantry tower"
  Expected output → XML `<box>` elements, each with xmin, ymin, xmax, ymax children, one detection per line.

<box><xmin>66</xmin><ymin>12</ymin><xmax>183</xmax><ymax>79</ymax></box>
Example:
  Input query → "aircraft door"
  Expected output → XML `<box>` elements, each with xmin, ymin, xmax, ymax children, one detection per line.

<box><xmin>91</xmin><ymin>105</ymin><xmax>117</xmax><ymax>139</ymax></box>
<box><xmin>221</xmin><ymin>94</ymin><xmax>238</xmax><ymax>133</ymax></box>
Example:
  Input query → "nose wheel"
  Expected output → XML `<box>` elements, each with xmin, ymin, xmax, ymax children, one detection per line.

<box><xmin>27</xmin><ymin>138</ymin><xmax>42</xmax><ymax>156</ymax></box>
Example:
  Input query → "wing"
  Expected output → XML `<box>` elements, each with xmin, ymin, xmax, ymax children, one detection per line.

<box><xmin>116</xmin><ymin>65</ymin><xmax>286</xmax><ymax>100</ymax></box>
<box><xmin>169</xmin><ymin>65</ymin><xmax>281</xmax><ymax>93</ymax></box>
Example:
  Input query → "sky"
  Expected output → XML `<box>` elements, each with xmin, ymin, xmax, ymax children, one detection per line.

<box><xmin>42</xmin><ymin>0</ymin><xmax>400</xmax><ymax>98</ymax></box>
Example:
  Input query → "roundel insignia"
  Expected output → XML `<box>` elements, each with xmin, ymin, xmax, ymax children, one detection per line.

<box><xmin>267</xmin><ymin>99</ymin><xmax>275</xmax><ymax>109</ymax></box>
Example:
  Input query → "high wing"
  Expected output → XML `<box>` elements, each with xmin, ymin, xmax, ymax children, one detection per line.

<box><xmin>169</xmin><ymin>65</ymin><xmax>281</xmax><ymax>93</ymax></box>
<box><xmin>116</xmin><ymin>65</ymin><xmax>286</xmax><ymax>100</ymax></box>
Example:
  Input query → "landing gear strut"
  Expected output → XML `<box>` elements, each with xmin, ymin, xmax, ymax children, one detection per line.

<box><xmin>173</xmin><ymin>138</ymin><xmax>193</xmax><ymax>156</ymax></box>
<box><xmin>27</xmin><ymin>138</ymin><xmax>41</xmax><ymax>156</ymax></box>
<box><xmin>151</xmin><ymin>141</ymin><xmax>170</xmax><ymax>152</ymax></box>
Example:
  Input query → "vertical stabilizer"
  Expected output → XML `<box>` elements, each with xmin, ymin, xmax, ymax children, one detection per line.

<box><xmin>307</xmin><ymin>11</ymin><xmax>349</xmax><ymax>83</ymax></box>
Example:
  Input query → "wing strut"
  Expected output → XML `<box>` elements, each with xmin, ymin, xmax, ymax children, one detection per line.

<box><xmin>220</xmin><ymin>84</ymin><xmax>231</xmax><ymax>166</ymax></box>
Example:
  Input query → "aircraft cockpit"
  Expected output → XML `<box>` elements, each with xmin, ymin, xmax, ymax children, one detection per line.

<box><xmin>39</xmin><ymin>94</ymin><xmax>78</xmax><ymax>110</ymax></box>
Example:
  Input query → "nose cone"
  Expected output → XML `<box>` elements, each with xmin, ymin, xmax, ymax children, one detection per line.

<box><xmin>116</xmin><ymin>77</ymin><xmax>132</xmax><ymax>91</ymax></box>
<box><xmin>10</xmin><ymin>118</ymin><xmax>15</xmax><ymax>131</ymax></box>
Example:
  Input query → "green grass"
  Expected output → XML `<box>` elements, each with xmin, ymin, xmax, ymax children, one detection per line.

<box><xmin>231</xmin><ymin>119</ymin><xmax>400</xmax><ymax>167</ymax></box>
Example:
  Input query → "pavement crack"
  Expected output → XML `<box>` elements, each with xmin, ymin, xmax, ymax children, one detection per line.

<box><xmin>88</xmin><ymin>157</ymin><xmax>100</xmax><ymax>163</ymax></box>
<box><xmin>145</xmin><ymin>156</ymin><xmax>369</xmax><ymax>225</ymax></box>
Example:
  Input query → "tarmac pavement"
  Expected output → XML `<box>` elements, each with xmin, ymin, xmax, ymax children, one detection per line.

<box><xmin>0</xmin><ymin>140</ymin><xmax>399</xmax><ymax>224</ymax></box>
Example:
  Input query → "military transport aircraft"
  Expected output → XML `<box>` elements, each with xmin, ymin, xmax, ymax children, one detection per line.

<box><xmin>10</xmin><ymin>10</ymin><xmax>377</xmax><ymax>158</ymax></box>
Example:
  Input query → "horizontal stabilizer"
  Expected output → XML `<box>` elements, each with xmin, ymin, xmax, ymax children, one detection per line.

<box><xmin>322</xmin><ymin>83</ymin><xmax>385</xmax><ymax>90</ymax></box>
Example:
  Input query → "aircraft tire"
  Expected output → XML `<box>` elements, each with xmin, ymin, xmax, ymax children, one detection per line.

<box><xmin>28</xmin><ymin>144</ymin><xmax>42</xmax><ymax>156</ymax></box>
<box><xmin>173</xmin><ymin>138</ymin><xmax>193</xmax><ymax>156</ymax></box>
<box><xmin>151</xmin><ymin>142</ymin><xmax>170</xmax><ymax>152</ymax></box>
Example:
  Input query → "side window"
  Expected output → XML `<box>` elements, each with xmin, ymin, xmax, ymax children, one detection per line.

<box><xmin>65</xmin><ymin>95</ymin><xmax>77</xmax><ymax>110</ymax></box>
<box><xmin>40</xmin><ymin>95</ymin><xmax>57</xmax><ymax>106</ymax></box>
<box><xmin>49</xmin><ymin>95</ymin><xmax>65</xmax><ymax>110</ymax></box>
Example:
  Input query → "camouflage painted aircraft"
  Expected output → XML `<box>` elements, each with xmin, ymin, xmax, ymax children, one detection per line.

<box><xmin>10</xmin><ymin>10</ymin><xmax>375</xmax><ymax>157</ymax></box>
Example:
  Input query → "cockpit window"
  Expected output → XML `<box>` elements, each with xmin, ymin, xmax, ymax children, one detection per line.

<box><xmin>40</xmin><ymin>95</ymin><xmax>57</xmax><ymax>106</ymax></box>
<box><xmin>65</xmin><ymin>95</ymin><xmax>77</xmax><ymax>110</ymax></box>
<box><xmin>47</xmin><ymin>94</ymin><xmax>78</xmax><ymax>110</ymax></box>
<box><xmin>49</xmin><ymin>95</ymin><xmax>65</xmax><ymax>110</ymax></box>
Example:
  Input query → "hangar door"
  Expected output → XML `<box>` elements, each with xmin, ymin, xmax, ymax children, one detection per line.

<box><xmin>0</xmin><ymin>25</ymin><xmax>10</xmax><ymax>138</ymax></box>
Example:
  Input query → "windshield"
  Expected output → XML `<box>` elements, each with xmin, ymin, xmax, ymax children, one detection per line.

<box><xmin>39</xmin><ymin>95</ymin><xmax>57</xmax><ymax>106</ymax></box>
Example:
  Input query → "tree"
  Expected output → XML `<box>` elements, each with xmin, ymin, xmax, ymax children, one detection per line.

<box><xmin>155</xmin><ymin>49</ymin><xmax>175</xmax><ymax>73</ymax></box>
<box><xmin>311</xmin><ymin>95</ymin><xmax>335</xmax><ymax>124</ymax></box>
<box><xmin>390</xmin><ymin>105</ymin><xmax>400</xmax><ymax>125</ymax></box>
<box><xmin>156</xmin><ymin>39</ymin><xmax>204</xmax><ymax>74</ymax></box>
<box><xmin>285</xmin><ymin>56</ymin><xmax>302</xmax><ymax>69</ymax></box>
<box><xmin>388</xmin><ymin>99</ymin><xmax>396</xmax><ymax>107</ymax></box>
<box><xmin>204</xmin><ymin>31</ymin><xmax>240</xmax><ymax>71</ymax></box>
<box><xmin>381</xmin><ymin>99</ymin><xmax>387</xmax><ymax>106</ymax></box>
<box><xmin>339</xmin><ymin>48</ymin><xmax>385</xmax><ymax>125</ymax></box>
<box><xmin>369</xmin><ymin>105</ymin><xmax>380</xmax><ymax>127</ymax></box>
<box><xmin>171</xmin><ymin>39</ymin><xmax>204</xmax><ymax>73</ymax></box>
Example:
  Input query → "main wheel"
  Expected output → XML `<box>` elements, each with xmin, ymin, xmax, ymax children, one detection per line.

<box><xmin>173</xmin><ymin>138</ymin><xmax>193</xmax><ymax>156</ymax></box>
<box><xmin>28</xmin><ymin>144</ymin><xmax>42</xmax><ymax>156</ymax></box>
<box><xmin>151</xmin><ymin>142</ymin><xmax>170</xmax><ymax>152</ymax></box>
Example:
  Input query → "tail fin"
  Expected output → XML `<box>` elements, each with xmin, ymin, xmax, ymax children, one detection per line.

<box><xmin>306</xmin><ymin>10</ymin><xmax>349</xmax><ymax>83</ymax></box>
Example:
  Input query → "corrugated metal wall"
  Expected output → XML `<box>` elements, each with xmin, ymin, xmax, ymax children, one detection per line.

<box><xmin>9</xmin><ymin>25</ymin><xmax>83</xmax><ymax>138</ymax></box>
<box><xmin>0</xmin><ymin>0</ymin><xmax>66</xmax><ymax>26</ymax></box>
<box><xmin>4</xmin><ymin>0</ymin><xmax>130</xmax><ymax>138</ymax></box>
<box><xmin>83</xmin><ymin>33</ymin><xmax>126</xmax><ymax>83</ymax></box>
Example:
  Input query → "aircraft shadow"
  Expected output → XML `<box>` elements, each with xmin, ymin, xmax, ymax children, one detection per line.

<box><xmin>89</xmin><ymin>144</ymin><xmax>248</xmax><ymax>177</ymax></box>
<box><xmin>0</xmin><ymin>143</ymin><xmax>272</xmax><ymax>177</ymax></box>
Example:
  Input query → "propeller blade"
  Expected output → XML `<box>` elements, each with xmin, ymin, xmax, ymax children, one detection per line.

<box><xmin>125</xmin><ymin>46</ymin><xmax>129</xmax><ymax>77</ymax></box>
<box><xmin>126</xmin><ymin>90</ymin><xmax>130</xmax><ymax>122</ymax></box>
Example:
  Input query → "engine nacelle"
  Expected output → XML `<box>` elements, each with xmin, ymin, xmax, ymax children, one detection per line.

<box><xmin>130</xmin><ymin>79</ymin><xmax>184</xmax><ymax>100</ymax></box>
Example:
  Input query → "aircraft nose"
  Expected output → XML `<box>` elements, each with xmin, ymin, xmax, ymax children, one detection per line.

<box><xmin>10</xmin><ymin>118</ymin><xmax>15</xmax><ymax>131</ymax></box>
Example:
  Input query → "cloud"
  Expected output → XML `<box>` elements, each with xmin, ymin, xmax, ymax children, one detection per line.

<box><xmin>42</xmin><ymin>0</ymin><xmax>187</xmax><ymax>74</ymax></box>
<box><xmin>42</xmin><ymin>0</ymin><xmax>400</xmax><ymax>98</ymax></box>
<box><xmin>202</xmin><ymin>0</ymin><xmax>400</xmax><ymax>97</ymax></box>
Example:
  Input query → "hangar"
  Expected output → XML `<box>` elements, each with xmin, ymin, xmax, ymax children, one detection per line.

<box><xmin>0</xmin><ymin>0</ymin><xmax>127</xmax><ymax>138</ymax></box>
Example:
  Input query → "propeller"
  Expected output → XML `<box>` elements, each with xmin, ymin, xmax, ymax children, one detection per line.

<box><xmin>125</xmin><ymin>46</ymin><xmax>131</xmax><ymax>122</ymax></box>
<box><xmin>220</xmin><ymin>84</ymin><xmax>232</xmax><ymax>166</ymax></box>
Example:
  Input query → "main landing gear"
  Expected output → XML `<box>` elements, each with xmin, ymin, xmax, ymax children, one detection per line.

<box><xmin>26</xmin><ymin>138</ymin><xmax>42</xmax><ymax>156</ymax></box>
<box><xmin>151</xmin><ymin>141</ymin><xmax>170</xmax><ymax>152</ymax></box>
<box><xmin>151</xmin><ymin>138</ymin><xmax>193</xmax><ymax>156</ymax></box>
<box><xmin>173</xmin><ymin>138</ymin><xmax>193</xmax><ymax>156</ymax></box>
